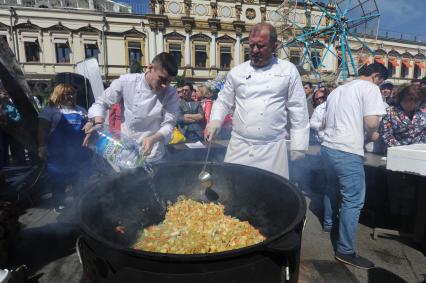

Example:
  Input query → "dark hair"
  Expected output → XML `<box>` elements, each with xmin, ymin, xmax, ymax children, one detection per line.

<box><xmin>183</xmin><ymin>82</ymin><xmax>194</xmax><ymax>92</ymax></box>
<box><xmin>152</xmin><ymin>52</ymin><xmax>178</xmax><ymax>77</ymax></box>
<box><xmin>358</xmin><ymin>62</ymin><xmax>388</xmax><ymax>80</ymax></box>
<box><xmin>393</xmin><ymin>84</ymin><xmax>425</xmax><ymax>106</ymax></box>
<box><xmin>303</xmin><ymin>82</ymin><xmax>313</xmax><ymax>88</ymax></box>
<box><xmin>312</xmin><ymin>88</ymin><xmax>328</xmax><ymax>107</ymax></box>
<box><xmin>380</xmin><ymin>82</ymin><xmax>393</xmax><ymax>90</ymax></box>
<box><xmin>249</xmin><ymin>23</ymin><xmax>278</xmax><ymax>46</ymax></box>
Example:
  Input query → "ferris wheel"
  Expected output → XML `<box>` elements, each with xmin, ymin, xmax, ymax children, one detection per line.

<box><xmin>273</xmin><ymin>0</ymin><xmax>380</xmax><ymax>81</ymax></box>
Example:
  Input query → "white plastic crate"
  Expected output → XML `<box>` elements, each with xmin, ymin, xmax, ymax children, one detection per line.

<box><xmin>386</xmin><ymin>144</ymin><xmax>426</xmax><ymax>177</ymax></box>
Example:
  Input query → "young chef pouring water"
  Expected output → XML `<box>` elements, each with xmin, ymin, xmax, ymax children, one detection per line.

<box><xmin>205</xmin><ymin>23</ymin><xmax>309</xmax><ymax>178</ymax></box>
<box><xmin>83</xmin><ymin>52</ymin><xmax>179</xmax><ymax>163</ymax></box>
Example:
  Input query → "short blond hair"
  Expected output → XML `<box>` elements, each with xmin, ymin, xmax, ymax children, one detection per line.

<box><xmin>49</xmin><ymin>83</ymin><xmax>76</xmax><ymax>107</ymax></box>
<box><xmin>197</xmin><ymin>84</ymin><xmax>213</xmax><ymax>98</ymax></box>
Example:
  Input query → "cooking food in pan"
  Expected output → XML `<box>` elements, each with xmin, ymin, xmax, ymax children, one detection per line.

<box><xmin>133</xmin><ymin>197</ymin><xmax>266</xmax><ymax>254</ymax></box>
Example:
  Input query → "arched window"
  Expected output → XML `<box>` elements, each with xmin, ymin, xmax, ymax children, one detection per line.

<box><xmin>387</xmin><ymin>58</ymin><xmax>398</xmax><ymax>78</ymax></box>
<box><xmin>122</xmin><ymin>28</ymin><xmax>146</xmax><ymax>67</ymax></box>
<box><xmin>413</xmin><ymin>53</ymin><xmax>425</xmax><ymax>79</ymax></box>
<box><xmin>290</xmin><ymin>50</ymin><xmax>301</xmax><ymax>65</ymax></box>
<box><xmin>401</xmin><ymin>58</ymin><xmax>412</xmax><ymax>79</ymax></box>
<box><xmin>191</xmin><ymin>33</ymin><xmax>211</xmax><ymax>68</ymax></box>
<box><xmin>414</xmin><ymin>63</ymin><xmax>422</xmax><ymax>79</ymax></box>
<box><xmin>310</xmin><ymin>50</ymin><xmax>321</xmax><ymax>69</ymax></box>
<box><xmin>164</xmin><ymin>32</ymin><xmax>185</xmax><ymax>67</ymax></box>
<box><xmin>216</xmin><ymin>34</ymin><xmax>235</xmax><ymax>70</ymax></box>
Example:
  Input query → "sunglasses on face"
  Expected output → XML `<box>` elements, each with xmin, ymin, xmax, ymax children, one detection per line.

<box><xmin>314</xmin><ymin>96</ymin><xmax>325</xmax><ymax>101</ymax></box>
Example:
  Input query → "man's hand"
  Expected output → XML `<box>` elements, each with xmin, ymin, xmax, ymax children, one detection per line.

<box><xmin>370</xmin><ymin>131</ymin><xmax>380</xmax><ymax>142</ymax></box>
<box><xmin>141</xmin><ymin>136</ymin><xmax>155</xmax><ymax>156</ymax></box>
<box><xmin>141</xmin><ymin>133</ymin><xmax>163</xmax><ymax>156</ymax></box>
<box><xmin>183</xmin><ymin>114</ymin><xmax>196</xmax><ymax>123</ymax></box>
<box><xmin>290</xmin><ymin>150</ymin><xmax>305</xmax><ymax>161</ymax></box>
<box><xmin>82</xmin><ymin>119</ymin><xmax>103</xmax><ymax>147</ymax></box>
<box><xmin>205</xmin><ymin>120</ymin><xmax>222</xmax><ymax>141</ymax></box>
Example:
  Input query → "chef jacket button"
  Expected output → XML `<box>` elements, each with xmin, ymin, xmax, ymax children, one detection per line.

<box><xmin>260</xmin><ymin>113</ymin><xmax>263</xmax><ymax>116</ymax></box>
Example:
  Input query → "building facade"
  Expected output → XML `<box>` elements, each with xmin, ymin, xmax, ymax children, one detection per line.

<box><xmin>0</xmin><ymin>0</ymin><xmax>425</xmax><ymax>87</ymax></box>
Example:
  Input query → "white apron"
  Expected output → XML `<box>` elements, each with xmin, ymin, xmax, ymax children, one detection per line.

<box><xmin>224</xmin><ymin>136</ymin><xmax>289</xmax><ymax>179</ymax></box>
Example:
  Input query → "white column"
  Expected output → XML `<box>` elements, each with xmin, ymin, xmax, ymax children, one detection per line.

<box><xmin>210</xmin><ymin>33</ymin><xmax>216</xmax><ymax>67</ymax></box>
<box><xmin>153</xmin><ymin>30</ymin><xmax>157</xmax><ymax>58</ymax></box>
<box><xmin>323</xmin><ymin>44</ymin><xmax>337</xmax><ymax>72</ymax></box>
<box><xmin>149</xmin><ymin>29</ymin><xmax>156</xmax><ymax>62</ymax></box>
<box><xmin>408</xmin><ymin>60</ymin><xmax>414</xmax><ymax>79</ymax></box>
<box><xmin>158</xmin><ymin>30</ymin><xmax>164</xmax><ymax>53</ymax></box>
<box><xmin>185</xmin><ymin>32</ymin><xmax>190</xmax><ymax>66</ymax></box>
<box><xmin>235</xmin><ymin>35</ymin><xmax>241</xmax><ymax>66</ymax></box>
<box><xmin>88</xmin><ymin>0</ymin><xmax>94</xmax><ymax>9</ymax></box>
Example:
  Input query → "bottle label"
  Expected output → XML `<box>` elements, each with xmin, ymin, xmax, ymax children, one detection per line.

<box><xmin>93</xmin><ymin>131</ymin><xmax>145</xmax><ymax>172</ymax></box>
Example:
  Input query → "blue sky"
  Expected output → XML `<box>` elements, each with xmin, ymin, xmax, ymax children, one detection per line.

<box><xmin>375</xmin><ymin>0</ymin><xmax>426</xmax><ymax>38</ymax></box>
<box><xmin>122</xmin><ymin>0</ymin><xmax>425</xmax><ymax>41</ymax></box>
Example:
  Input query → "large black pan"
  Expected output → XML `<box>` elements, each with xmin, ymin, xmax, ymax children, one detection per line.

<box><xmin>78</xmin><ymin>162</ymin><xmax>306</xmax><ymax>283</ymax></box>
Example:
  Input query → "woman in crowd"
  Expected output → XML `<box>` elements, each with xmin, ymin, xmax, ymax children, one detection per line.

<box><xmin>380</xmin><ymin>84</ymin><xmax>426</xmax><ymax>148</ymax></box>
<box><xmin>38</xmin><ymin>83</ymin><xmax>92</xmax><ymax>212</ymax></box>
<box><xmin>197</xmin><ymin>84</ymin><xmax>215</xmax><ymax>124</ymax></box>
<box><xmin>309</xmin><ymin>88</ymin><xmax>328</xmax><ymax>145</ymax></box>
<box><xmin>191</xmin><ymin>86</ymin><xmax>203</xmax><ymax>102</ymax></box>
<box><xmin>379</xmin><ymin>84</ymin><xmax>426</xmax><ymax>229</ymax></box>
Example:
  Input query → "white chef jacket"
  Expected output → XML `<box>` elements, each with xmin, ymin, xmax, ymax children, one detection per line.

<box><xmin>210</xmin><ymin>57</ymin><xmax>309</xmax><ymax>178</ymax></box>
<box><xmin>88</xmin><ymin>73</ymin><xmax>178</xmax><ymax>162</ymax></box>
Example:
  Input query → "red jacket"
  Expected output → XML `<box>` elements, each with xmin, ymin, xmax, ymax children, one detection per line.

<box><xmin>108</xmin><ymin>103</ymin><xmax>121</xmax><ymax>132</ymax></box>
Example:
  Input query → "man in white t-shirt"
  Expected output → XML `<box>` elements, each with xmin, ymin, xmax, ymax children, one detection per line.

<box><xmin>321</xmin><ymin>62</ymin><xmax>388</xmax><ymax>269</ymax></box>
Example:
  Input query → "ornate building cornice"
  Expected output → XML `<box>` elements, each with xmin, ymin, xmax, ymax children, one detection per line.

<box><xmin>181</xmin><ymin>16</ymin><xmax>195</xmax><ymax>33</ymax></box>
<box><xmin>45</xmin><ymin>22</ymin><xmax>72</xmax><ymax>34</ymax></box>
<box><xmin>208</xmin><ymin>18</ymin><xmax>221</xmax><ymax>34</ymax></box>
<box><xmin>402</xmin><ymin>51</ymin><xmax>413</xmax><ymax>59</ymax></box>
<box><xmin>122</xmin><ymin>27</ymin><xmax>146</xmax><ymax>38</ymax></box>
<box><xmin>388</xmin><ymin>49</ymin><xmax>401</xmax><ymax>57</ymax></box>
<box><xmin>190</xmin><ymin>32</ymin><xmax>211</xmax><ymax>42</ymax></box>
<box><xmin>217</xmin><ymin>34</ymin><xmax>236</xmax><ymax>43</ymax></box>
<box><xmin>76</xmin><ymin>24</ymin><xmax>100</xmax><ymax>34</ymax></box>
<box><xmin>164</xmin><ymin>31</ymin><xmax>186</xmax><ymax>40</ymax></box>
<box><xmin>233</xmin><ymin>20</ymin><xmax>245</xmax><ymax>36</ymax></box>
<box><xmin>146</xmin><ymin>14</ymin><xmax>169</xmax><ymax>32</ymax></box>
<box><xmin>0</xmin><ymin>22</ymin><xmax>9</xmax><ymax>31</ymax></box>
<box><xmin>414</xmin><ymin>53</ymin><xmax>425</xmax><ymax>60</ymax></box>
<box><xmin>15</xmin><ymin>20</ymin><xmax>41</xmax><ymax>32</ymax></box>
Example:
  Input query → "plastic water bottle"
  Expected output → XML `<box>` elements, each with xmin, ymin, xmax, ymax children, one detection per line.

<box><xmin>89</xmin><ymin>127</ymin><xmax>146</xmax><ymax>173</ymax></box>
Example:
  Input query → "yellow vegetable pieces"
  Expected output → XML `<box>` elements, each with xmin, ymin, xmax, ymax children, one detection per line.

<box><xmin>132</xmin><ymin>197</ymin><xmax>266</xmax><ymax>254</ymax></box>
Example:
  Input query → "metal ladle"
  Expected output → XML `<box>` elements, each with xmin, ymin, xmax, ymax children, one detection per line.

<box><xmin>198</xmin><ymin>139</ymin><xmax>213</xmax><ymax>189</ymax></box>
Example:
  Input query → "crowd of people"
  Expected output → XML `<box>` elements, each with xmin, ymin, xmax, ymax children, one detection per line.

<box><xmin>304</xmin><ymin>65</ymin><xmax>425</xmax><ymax>269</ymax></box>
<box><xmin>307</xmin><ymin>73</ymin><xmax>426</xmax><ymax>153</ymax></box>
<box><xmin>0</xmin><ymin>22</ymin><xmax>425</xmax><ymax>271</ymax></box>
